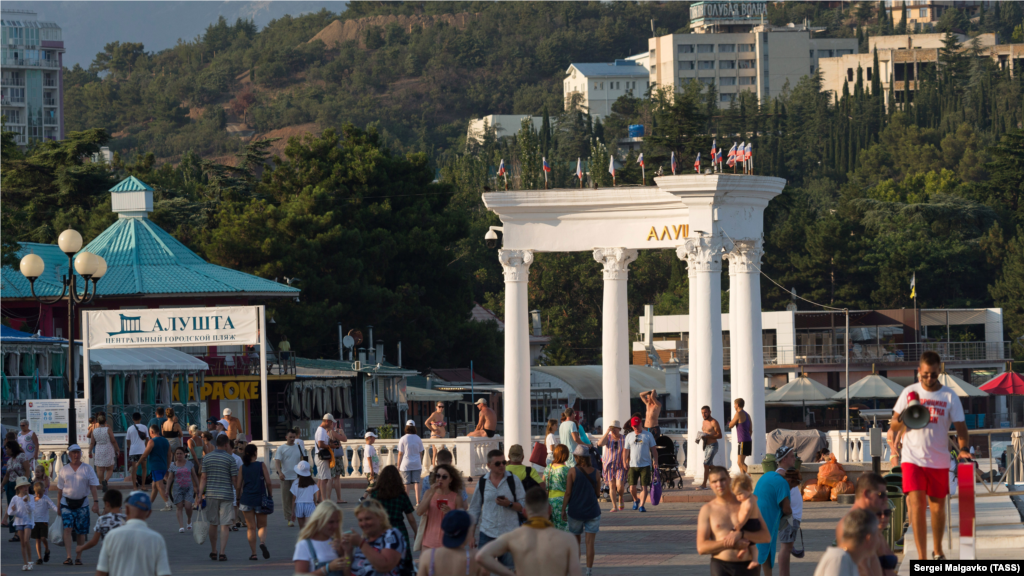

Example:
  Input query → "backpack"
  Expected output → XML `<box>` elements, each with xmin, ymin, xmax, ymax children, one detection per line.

<box><xmin>518</xmin><ymin>469</ymin><xmax>541</xmax><ymax>493</ymax></box>
<box><xmin>478</xmin><ymin>473</ymin><xmax>526</xmax><ymax>524</ymax></box>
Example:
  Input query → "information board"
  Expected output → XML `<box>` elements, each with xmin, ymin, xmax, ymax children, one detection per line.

<box><xmin>26</xmin><ymin>399</ymin><xmax>88</xmax><ymax>445</ymax></box>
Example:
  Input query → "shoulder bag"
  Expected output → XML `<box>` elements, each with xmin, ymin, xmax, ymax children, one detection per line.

<box><xmin>259</xmin><ymin>464</ymin><xmax>274</xmax><ymax>514</ymax></box>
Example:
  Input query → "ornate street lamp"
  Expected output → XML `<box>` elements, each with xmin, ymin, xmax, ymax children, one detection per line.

<box><xmin>19</xmin><ymin>228</ymin><xmax>106</xmax><ymax>447</ymax></box>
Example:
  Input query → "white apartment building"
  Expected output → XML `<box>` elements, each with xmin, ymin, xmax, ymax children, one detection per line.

<box><xmin>562</xmin><ymin>59</ymin><xmax>651</xmax><ymax>119</ymax></box>
<box><xmin>466</xmin><ymin>114</ymin><xmax>545</xmax><ymax>145</ymax></box>
<box><xmin>818</xmin><ymin>33</ymin><xmax>1022</xmax><ymax>104</ymax></box>
<box><xmin>1</xmin><ymin>9</ymin><xmax>64</xmax><ymax>146</ymax></box>
<box><xmin>648</xmin><ymin>25</ymin><xmax>857</xmax><ymax>107</ymax></box>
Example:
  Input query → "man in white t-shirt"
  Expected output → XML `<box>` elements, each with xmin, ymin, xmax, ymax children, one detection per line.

<box><xmin>125</xmin><ymin>412</ymin><xmax>150</xmax><ymax>490</ymax></box>
<box><xmin>274</xmin><ymin>430</ymin><xmax>305</xmax><ymax>527</ymax></box>
<box><xmin>314</xmin><ymin>414</ymin><xmax>345</xmax><ymax>498</ymax></box>
<box><xmin>890</xmin><ymin>351</ymin><xmax>970</xmax><ymax>562</ymax></box>
<box><xmin>396</xmin><ymin>420</ymin><xmax>425</xmax><ymax>505</ymax></box>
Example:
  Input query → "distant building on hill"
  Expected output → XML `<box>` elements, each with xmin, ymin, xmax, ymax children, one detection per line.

<box><xmin>562</xmin><ymin>56</ymin><xmax>651</xmax><ymax>119</ymax></box>
<box><xmin>886</xmin><ymin>1</ymin><xmax>989</xmax><ymax>30</ymax></box>
<box><xmin>818</xmin><ymin>33</ymin><xmax>1023</xmax><ymax>106</ymax></box>
<box><xmin>0</xmin><ymin>9</ymin><xmax>64</xmax><ymax>146</ymax></box>
<box><xmin>466</xmin><ymin>114</ymin><xmax>545</xmax><ymax>144</ymax></box>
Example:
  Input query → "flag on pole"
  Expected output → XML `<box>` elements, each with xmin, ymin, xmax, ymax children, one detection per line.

<box><xmin>670</xmin><ymin>151</ymin><xmax>677</xmax><ymax>175</ymax></box>
<box><xmin>542</xmin><ymin>157</ymin><xmax>551</xmax><ymax>173</ymax></box>
<box><xmin>497</xmin><ymin>159</ymin><xmax>507</xmax><ymax>177</ymax></box>
<box><xmin>576</xmin><ymin>157</ymin><xmax>583</xmax><ymax>186</ymax></box>
<box><xmin>608</xmin><ymin>154</ymin><xmax>616</xmax><ymax>186</ymax></box>
<box><xmin>637</xmin><ymin>153</ymin><xmax>646</xmax><ymax>185</ymax></box>
<box><xmin>726</xmin><ymin>143</ymin><xmax>737</xmax><ymax>168</ymax></box>
<box><xmin>694</xmin><ymin>152</ymin><xmax>701</xmax><ymax>172</ymax></box>
<box><xmin>744</xmin><ymin>142</ymin><xmax>753</xmax><ymax>173</ymax></box>
<box><xmin>637</xmin><ymin>153</ymin><xmax>645</xmax><ymax>168</ymax></box>
<box><xmin>710</xmin><ymin>140</ymin><xmax>717</xmax><ymax>171</ymax></box>
<box><xmin>910</xmin><ymin>273</ymin><xmax>916</xmax><ymax>299</ymax></box>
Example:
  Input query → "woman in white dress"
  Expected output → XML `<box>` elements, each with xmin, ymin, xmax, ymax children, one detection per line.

<box><xmin>88</xmin><ymin>413</ymin><xmax>119</xmax><ymax>492</ymax></box>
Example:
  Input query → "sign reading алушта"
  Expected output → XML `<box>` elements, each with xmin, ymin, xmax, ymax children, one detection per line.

<box><xmin>85</xmin><ymin>306</ymin><xmax>260</xmax><ymax>350</ymax></box>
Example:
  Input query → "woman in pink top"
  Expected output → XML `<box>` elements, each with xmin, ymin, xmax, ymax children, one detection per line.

<box><xmin>414</xmin><ymin>463</ymin><xmax>464</xmax><ymax>549</ymax></box>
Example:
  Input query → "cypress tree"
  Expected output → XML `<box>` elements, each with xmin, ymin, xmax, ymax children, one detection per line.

<box><xmin>540</xmin><ymin>105</ymin><xmax>551</xmax><ymax>155</ymax></box>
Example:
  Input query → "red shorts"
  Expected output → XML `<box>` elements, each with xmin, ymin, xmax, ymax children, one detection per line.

<box><xmin>902</xmin><ymin>462</ymin><xmax>949</xmax><ymax>499</ymax></box>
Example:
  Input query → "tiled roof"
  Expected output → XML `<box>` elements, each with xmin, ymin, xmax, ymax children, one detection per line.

<box><xmin>2</xmin><ymin>219</ymin><xmax>299</xmax><ymax>298</ymax></box>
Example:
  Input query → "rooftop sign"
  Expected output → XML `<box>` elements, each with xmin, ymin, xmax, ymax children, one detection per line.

<box><xmin>690</xmin><ymin>1</ymin><xmax>767</xmax><ymax>21</ymax></box>
<box><xmin>85</xmin><ymin>306</ymin><xmax>259</xmax><ymax>349</ymax></box>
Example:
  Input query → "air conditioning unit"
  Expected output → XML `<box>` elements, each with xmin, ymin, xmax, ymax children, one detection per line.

<box><xmin>352</xmin><ymin>361</ymin><xmax>361</xmax><ymax>371</ymax></box>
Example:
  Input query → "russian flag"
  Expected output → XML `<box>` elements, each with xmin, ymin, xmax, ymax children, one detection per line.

<box><xmin>497</xmin><ymin>159</ymin><xmax>507</xmax><ymax>177</ymax></box>
<box><xmin>576</xmin><ymin>157</ymin><xmax>583</xmax><ymax>180</ymax></box>
<box><xmin>608</xmin><ymin>154</ymin><xmax>616</xmax><ymax>177</ymax></box>
<box><xmin>542</xmin><ymin>157</ymin><xmax>551</xmax><ymax>173</ymax></box>
<box><xmin>711</xmin><ymin>140</ymin><xmax>717</xmax><ymax>162</ymax></box>
<box><xmin>744</xmin><ymin>143</ymin><xmax>752</xmax><ymax>161</ymax></box>
<box><xmin>670</xmin><ymin>151</ymin><xmax>677</xmax><ymax>175</ymax></box>
<box><xmin>638</xmin><ymin>153</ymin><xmax>645</xmax><ymax>168</ymax></box>
<box><xmin>726</xmin><ymin>143</ymin><xmax>737</xmax><ymax>167</ymax></box>
<box><xmin>694</xmin><ymin>152</ymin><xmax>701</xmax><ymax>172</ymax></box>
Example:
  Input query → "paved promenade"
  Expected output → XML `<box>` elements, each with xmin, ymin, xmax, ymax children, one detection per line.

<box><xmin>1</xmin><ymin>486</ymin><xmax>853</xmax><ymax>576</ymax></box>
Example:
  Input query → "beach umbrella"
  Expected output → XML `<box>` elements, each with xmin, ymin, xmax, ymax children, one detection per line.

<box><xmin>978</xmin><ymin>372</ymin><xmax>1024</xmax><ymax>395</ymax></box>
<box><xmin>766</xmin><ymin>376</ymin><xmax>839</xmax><ymax>422</ymax></box>
<box><xmin>937</xmin><ymin>373</ymin><xmax>989</xmax><ymax>398</ymax></box>
<box><xmin>831</xmin><ymin>374</ymin><xmax>904</xmax><ymax>409</ymax></box>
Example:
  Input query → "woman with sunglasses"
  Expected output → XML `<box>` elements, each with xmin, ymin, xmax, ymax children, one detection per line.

<box><xmin>425</xmin><ymin>404</ymin><xmax>447</xmax><ymax>439</ymax></box>
<box><xmin>414</xmin><ymin>463</ymin><xmax>463</xmax><ymax>551</ymax></box>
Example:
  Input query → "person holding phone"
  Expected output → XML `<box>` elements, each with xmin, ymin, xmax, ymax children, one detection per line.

<box><xmin>414</xmin><ymin>463</ymin><xmax>463</xmax><ymax>550</ymax></box>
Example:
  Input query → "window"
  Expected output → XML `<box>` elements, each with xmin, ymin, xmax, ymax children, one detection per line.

<box><xmin>679</xmin><ymin>61</ymin><xmax>695</xmax><ymax>70</ymax></box>
<box><xmin>679</xmin><ymin>44</ymin><xmax>695</xmax><ymax>54</ymax></box>
<box><xmin>818</xmin><ymin>50</ymin><xmax>834</xmax><ymax>58</ymax></box>
<box><xmin>719</xmin><ymin>60</ymin><xmax>736</xmax><ymax>69</ymax></box>
<box><xmin>4</xmin><ymin>109</ymin><xmax>20</xmax><ymax>123</ymax></box>
<box><xmin>836</xmin><ymin>49</ymin><xmax>854</xmax><ymax>56</ymax></box>
<box><xmin>698</xmin><ymin>44</ymin><xmax>714</xmax><ymax>53</ymax></box>
<box><xmin>739</xmin><ymin>44</ymin><xmax>755</xmax><ymax>52</ymax></box>
<box><xmin>698</xmin><ymin>60</ymin><xmax>715</xmax><ymax>70</ymax></box>
<box><xmin>810</xmin><ymin>65</ymin><xmax>815</xmax><ymax>74</ymax></box>
<box><xmin>719</xmin><ymin>44</ymin><xmax>735</xmax><ymax>53</ymax></box>
<box><xmin>919</xmin><ymin>8</ymin><xmax>927</xmax><ymax>17</ymax></box>
<box><xmin>651</xmin><ymin>65</ymin><xmax>657</xmax><ymax>74</ymax></box>
<box><xmin>720</xmin><ymin>77</ymin><xmax>736</xmax><ymax>86</ymax></box>
<box><xmin>847</xmin><ymin>68</ymin><xmax>854</xmax><ymax>81</ymax></box>
<box><xmin>699</xmin><ymin>77</ymin><xmax>715</xmax><ymax>86</ymax></box>
<box><xmin>810</xmin><ymin>50</ymin><xmax>815</xmax><ymax>58</ymax></box>
<box><xmin>720</xmin><ymin>93</ymin><xmax>735</xmax><ymax>102</ymax></box>
<box><xmin>738</xmin><ymin>59</ymin><xmax>756</xmax><ymax>69</ymax></box>
<box><xmin>867</xmin><ymin>67</ymin><xmax>872</xmax><ymax>81</ymax></box>
<box><xmin>739</xmin><ymin>76</ymin><xmax>755</xmax><ymax>85</ymax></box>
<box><xmin>650</xmin><ymin>49</ymin><xmax>656</xmax><ymax>59</ymax></box>
<box><xmin>600</xmin><ymin>82</ymin><xmax>604</xmax><ymax>89</ymax></box>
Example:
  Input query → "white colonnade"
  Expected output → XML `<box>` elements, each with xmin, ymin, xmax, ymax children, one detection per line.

<box><xmin>484</xmin><ymin>176</ymin><xmax>785</xmax><ymax>470</ymax></box>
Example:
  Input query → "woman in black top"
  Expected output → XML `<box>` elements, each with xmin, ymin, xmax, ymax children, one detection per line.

<box><xmin>239</xmin><ymin>444</ymin><xmax>273</xmax><ymax>561</ymax></box>
<box><xmin>562</xmin><ymin>444</ymin><xmax>603</xmax><ymax>574</ymax></box>
<box><xmin>370</xmin><ymin>466</ymin><xmax>418</xmax><ymax>576</ymax></box>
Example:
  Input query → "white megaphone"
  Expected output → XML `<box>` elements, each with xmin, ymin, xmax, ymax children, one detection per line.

<box><xmin>902</xmin><ymin>390</ymin><xmax>931</xmax><ymax>430</ymax></box>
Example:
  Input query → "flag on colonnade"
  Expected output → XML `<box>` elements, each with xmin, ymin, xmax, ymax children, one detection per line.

<box><xmin>694</xmin><ymin>152</ymin><xmax>701</xmax><ymax>172</ymax></box>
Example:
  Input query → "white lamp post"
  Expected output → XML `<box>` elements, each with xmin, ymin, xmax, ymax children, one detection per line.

<box><xmin>19</xmin><ymin>228</ymin><xmax>106</xmax><ymax>447</ymax></box>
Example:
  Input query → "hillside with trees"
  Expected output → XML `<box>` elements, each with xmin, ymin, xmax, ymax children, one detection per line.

<box><xmin>4</xmin><ymin>1</ymin><xmax>1024</xmax><ymax>377</ymax></box>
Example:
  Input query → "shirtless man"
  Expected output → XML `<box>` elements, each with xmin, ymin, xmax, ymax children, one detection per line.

<box><xmin>468</xmin><ymin>398</ymin><xmax>498</xmax><ymax>438</ymax></box>
<box><xmin>727</xmin><ymin>399</ymin><xmax>752</xmax><ymax>474</ymax></box>
<box><xmin>697</xmin><ymin>466</ymin><xmax>771</xmax><ymax>576</ymax></box>
<box><xmin>835</xmin><ymin>473</ymin><xmax>893</xmax><ymax>576</ymax></box>
<box><xmin>697</xmin><ymin>406</ymin><xmax>723</xmax><ymax>490</ymax></box>
<box><xmin>425</xmin><ymin>402</ymin><xmax>448</xmax><ymax>438</ymax></box>
<box><xmin>640</xmin><ymin>390</ymin><xmax>662</xmax><ymax>437</ymax></box>
<box><xmin>476</xmin><ymin>487</ymin><xmax>582</xmax><ymax>576</ymax></box>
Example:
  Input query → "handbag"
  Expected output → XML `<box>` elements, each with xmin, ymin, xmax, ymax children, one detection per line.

<box><xmin>650</xmin><ymin>469</ymin><xmax>662</xmax><ymax>506</ymax></box>
<box><xmin>529</xmin><ymin>442</ymin><xmax>548</xmax><ymax>467</ymax></box>
<box><xmin>412</xmin><ymin>511</ymin><xmax>426</xmax><ymax>552</ymax></box>
<box><xmin>259</xmin><ymin>465</ymin><xmax>274</xmax><ymax>515</ymax></box>
<box><xmin>193</xmin><ymin>508</ymin><xmax>209</xmax><ymax>545</ymax></box>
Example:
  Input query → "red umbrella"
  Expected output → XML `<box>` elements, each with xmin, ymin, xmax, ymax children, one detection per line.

<box><xmin>979</xmin><ymin>372</ymin><xmax>1024</xmax><ymax>395</ymax></box>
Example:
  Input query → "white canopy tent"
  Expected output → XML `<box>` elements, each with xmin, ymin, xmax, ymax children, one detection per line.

<box><xmin>830</xmin><ymin>374</ymin><xmax>903</xmax><ymax>401</ymax></box>
<box><xmin>89</xmin><ymin>348</ymin><xmax>209</xmax><ymax>373</ymax></box>
<box><xmin>765</xmin><ymin>376</ymin><xmax>837</xmax><ymax>403</ymax></box>
<box><xmin>406</xmin><ymin>387</ymin><xmax>464</xmax><ymax>402</ymax></box>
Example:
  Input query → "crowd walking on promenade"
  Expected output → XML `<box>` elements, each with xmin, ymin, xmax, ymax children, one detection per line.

<box><xmin>0</xmin><ymin>350</ymin><xmax>976</xmax><ymax>576</ymax></box>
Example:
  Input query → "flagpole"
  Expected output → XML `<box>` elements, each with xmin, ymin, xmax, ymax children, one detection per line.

<box><xmin>504</xmin><ymin>172</ymin><xmax>508</xmax><ymax>191</ymax></box>
<box><xmin>641</xmin><ymin>164</ymin><xmax>645</xmax><ymax>186</ymax></box>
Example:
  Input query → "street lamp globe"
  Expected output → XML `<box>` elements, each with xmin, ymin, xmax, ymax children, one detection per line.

<box><xmin>92</xmin><ymin>255</ymin><xmax>107</xmax><ymax>279</ymax></box>
<box><xmin>19</xmin><ymin>253</ymin><xmax>45</xmax><ymax>280</ymax></box>
<box><xmin>57</xmin><ymin>229</ymin><xmax>83</xmax><ymax>255</ymax></box>
<box><xmin>74</xmin><ymin>251</ymin><xmax>98</xmax><ymax>277</ymax></box>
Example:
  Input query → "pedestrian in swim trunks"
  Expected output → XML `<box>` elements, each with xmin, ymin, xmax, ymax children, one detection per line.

<box><xmin>697</xmin><ymin>406</ymin><xmax>723</xmax><ymax>490</ymax></box>
<box><xmin>697</xmin><ymin>466</ymin><xmax>770</xmax><ymax>576</ymax></box>
<box><xmin>468</xmin><ymin>398</ymin><xmax>498</xmax><ymax>438</ymax></box>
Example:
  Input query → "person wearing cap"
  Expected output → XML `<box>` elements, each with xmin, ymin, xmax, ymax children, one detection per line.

<box><xmin>222</xmin><ymin>408</ymin><xmax>244</xmax><ymax>442</ymax></box>
<box><xmin>623</xmin><ymin>416</ymin><xmax>657</xmax><ymax>513</ymax></box>
<box><xmin>506</xmin><ymin>444</ymin><xmax>544</xmax><ymax>489</ymax></box>
<box><xmin>362</xmin><ymin>431</ymin><xmax>381</xmax><ymax>500</ymax></box>
<box><xmin>754</xmin><ymin>445</ymin><xmax>796</xmax><ymax>576</ymax></box>
<box><xmin>96</xmin><ymin>492</ymin><xmax>171</xmax><ymax>576</ymax></box>
<box><xmin>889</xmin><ymin>350</ymin><xmax>970</xmax><ymax>562</ymax></box>
<box><xmin>290</xmin><ymin>461</ymin><xmax>320</xmax><ymax>529</ymax></box>
<box><xmin>274</xmin><ymin>429</ymin><xmax>305</xmax><ymax>527</ymax></box>
<box><xmin>416</xmin><ymin>509</ymin><xmax>479</xmax><ymax>576</ymax></box>
<box><xmin>7</xmin><ymin>476</ymin><xmax>34</xmax><ymax>570</ymax></box>
<box><xmin>56</xmin><ymin>444</ymin><xmax>100</xmax><ymax>565</ymax></box>
<box><xmin>597</xmin><ymin>420</ymin><xmax>627</xmax><ymax>512</ymax></box>
<box><xmin>314</xmin><ymin>413</ymin><xmax>346</xmax><ymax>500</ymax></box>
<box><xmin>397</xmin><ymin>420</ymin><xmax>425</xmax><ymax>505</ymax></box>
<box><xmin>467</xmin><ymin>398</ymin><xmax>497</xmax><ymax>438</ymax></box>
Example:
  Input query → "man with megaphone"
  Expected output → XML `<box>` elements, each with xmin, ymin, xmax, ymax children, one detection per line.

<box><xmin>890</xmin><ymin>351</ymin><xmax>971</xmax><ymax>562</ymax></box>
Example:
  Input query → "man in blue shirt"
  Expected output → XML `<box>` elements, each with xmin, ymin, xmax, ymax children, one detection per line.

<box><xmin>754</xmin><ymin>445</ymin><xmax>795</xmax><ymax>576</ymax></box>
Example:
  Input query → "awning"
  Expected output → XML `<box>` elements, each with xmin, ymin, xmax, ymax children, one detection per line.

<box><xmin>406</xmin><ymin>387</ymin><xmax>464</xmax><ymax>402</ymax></box>
<box><xmin>530</xmin><ymin>366</ymin><xmax>675</xmax><ymax>401</ymax></box>
<box><xmin>89</xmin><ymin>348</ymin><xmax>209</xmax><ymax>373</ymax></box>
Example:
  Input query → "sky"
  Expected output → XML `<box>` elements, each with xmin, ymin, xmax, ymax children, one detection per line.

<box><xmin>2</xmin><ymin>1</ymin><xmax>347</xmax><ymax>68</ymax></box>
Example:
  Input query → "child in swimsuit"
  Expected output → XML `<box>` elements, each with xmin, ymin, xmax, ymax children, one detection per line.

<box><xmin>730</xmin><ymin>474</ymin><xmax>762</xmax><ymax>571</ymax></box>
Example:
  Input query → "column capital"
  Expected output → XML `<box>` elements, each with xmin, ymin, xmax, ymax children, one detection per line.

<box><xmin>593</xmin><ymin>247</ymin><xmax>638</xmax><ymax>281</ymax></box>
<box><xmin>676</xmin><ymin>235</ymin><xmax>729</xmax><ymax>275</ymax></box>
<box><xmin>725</xmin><ymin>238</ymin><xmax>764</xmax><ymax>274</ymax></box>
<box><xmin>498</xmin><ymin>249</ymin><xmax>534</xmax><ymax>282</ymax></box>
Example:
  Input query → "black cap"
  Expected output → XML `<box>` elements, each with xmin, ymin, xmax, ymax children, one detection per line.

<box><xmin>441</xmin><ymin>510</ymin><xmax>472</xmax><ymax>548</ymax></box>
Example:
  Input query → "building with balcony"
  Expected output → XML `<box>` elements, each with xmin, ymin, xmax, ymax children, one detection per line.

<box><xmin>886</xmin><ymin>1</ymin><xmax>988</xmax><ymax>30</ymax></box>
<box><xmin>633</xmin><ymin>307</ymin><xmax>1010</xmax><ymax>431</ymax></box>
<box><xmin>647</xmin><ymin>25</ymin><xmax>857</xmax><ymax>107</ymax></box>
<box><xmin>1</xmin><ymin>9</ymin><xmax>64</xmax><ymax>145</ymax></box>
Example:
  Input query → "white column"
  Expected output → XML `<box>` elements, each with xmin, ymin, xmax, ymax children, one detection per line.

<box><xmin>726</xmin><ymin>239</ymin><xmax>766</xmax><ymax>472</ymax></box>
<box><xmin>593</xmin><ymin>248</ymin><xmax>638</xmax><ymax>429</ymax></box>
<box><xmin>500</xmin><ymin>249</ymin><xmax>534</xmax><ymax>451</ymax></box>
<box><xmin>678</xmin><ymin>235</ymin><xmax>728</xmax><ymax>480</ymax></box>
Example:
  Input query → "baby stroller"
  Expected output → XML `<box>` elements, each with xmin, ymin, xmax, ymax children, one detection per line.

<box><xmin>655</xmin><ymin>435</ymin><xmax>682</xmax><ymax>489</ymax></box>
